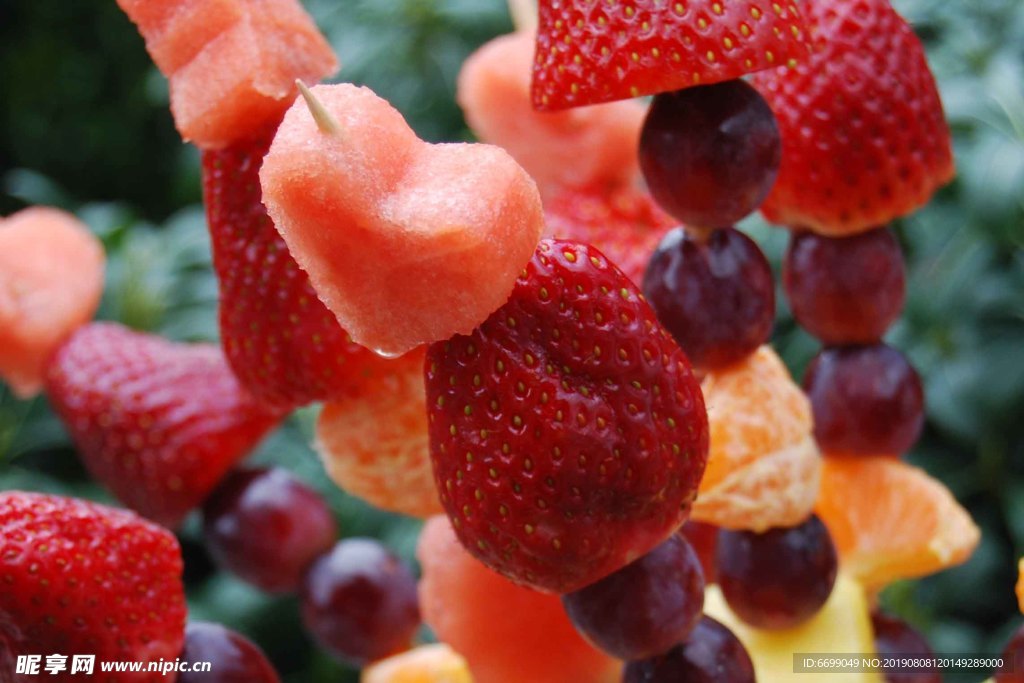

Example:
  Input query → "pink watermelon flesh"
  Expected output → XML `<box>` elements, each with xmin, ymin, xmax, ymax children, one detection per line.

<box><xmin>117</xmin><ymin>0</ymin><xmax>338</xmax><ymax>149</ymax></box>
<box><xmin>259</xmin><ymin>83</ymin><xmax>545</xmax><ymax>358</ymax></box>
<box><xmin>0</xmin><ymin>208</ymin><xmax>105</xmax><ymax>398</ymax></box>
<box><xmin>458</xmin><ymin>31</ymin><xmax>646</xmax><ymax>196</ymax></box>
<box><xmin>133</xmin><ymin>0</ymin><xmax>244</xmax><ymax>74</ymax></box>
<box><xmin>418</xmin><ymin>517</ymin><xmax>621</xmax><ymax>683</ymax></box>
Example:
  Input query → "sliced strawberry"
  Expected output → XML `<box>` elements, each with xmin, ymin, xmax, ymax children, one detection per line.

<box><xmin>544</xmin><ymin>183</ymin><xmax>675</xmax><ymax>284</ymax></box>
<box><xmin>45</xmin><ymin>322</ymin><xmax>283</xmax><ymax>528</ymax></box>
<box><xmin>0</xmin><ymin>491</ymin><xmax>187</xmax><ymax>681</ymax></box>
<box><xmin>532</xmin><ymin>0</ymin><xmax>811</xmax><ymax>110</ymax></box>
<box><xmin>202</xmin><ymin>123</ymin><xmax>392</xmax><ymax>410</ymax></box>
<box><xmin>752</xmin><ymin>0</ymin><xmax>955</xmax><ymax>235</ymax></box>
<box><xmin>425</xmin><ymin>239</ymin><xmax>708</xmax><ymax>594</ymax></box>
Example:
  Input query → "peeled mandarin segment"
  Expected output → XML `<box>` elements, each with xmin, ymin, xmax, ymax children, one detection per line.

<box><xmin>260</xmin><ymin>83</ymin><xmax>545</xmax><ymax>358</ymax></box>
<box><xmin>692</xmin><ymin>345</ymin><xmax>821</xmax><ymax>532</ymax></box>
<box><xmin>704</xmin><ymin>574</ymin><xmax>883</xmax><ymax>683</ymax></box>
<box><xmin>815</xmin><ymin>456</ymin><xmax>980</xmax><ymax>589</ymax></box>
<box><xmin>458</xmin><ymin>31</ymin><xmax>646</xmax><ymax>195</ymax></box>
<box><xmin>117</xmin><ymin>0</ymin><xmax>337</xmax><ymax>148</ymax></box>
<box><xmin>417</xmin><ymin>517</ymin><xmax>620</xmax><ymax>683</ymax></box>
<box><xmin>0</xmin><ymin>208</ymin><xmax>105</xmax><ymax>398</ymax></box>
<box><xmin>362</xmin><ymin>644</ymin><xmax>473</xmax><ymax>683</ymax></box>
<box><xmin>694</xmin><ymin>434</ymin><xmax>822</xmax><ymax>533</ymax></box>
<box><xmin>1018</xmin><ymin>558</ymin><xmax>1024</xmax><ymax>614</ymax></box>
<box><xmin>314</xmin><ymin>347</ymin><xmax>442</xmax><ymax>519</ymax></box>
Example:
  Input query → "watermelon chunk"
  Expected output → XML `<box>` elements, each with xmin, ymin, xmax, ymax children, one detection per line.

<box><xmin>418</xmin><ymin>516</ymin><xmax>621</xmax><ymax>683</ymax></box>
<box><xmin>0</xmin><ymin>208</ymin><xmax>105</xmax><ymax>398</ymax></box>
<box><xmin>119</xmin><ymin>0</ymin><xmax>242</xmax><ymax>74</ymax></box>
<box><xmin>259</xmin><ymin>83</ymin><xmax>544</xmax><ymax>358</ymax></box>
<box><xmin>458</xmin><ymin>31</ymin><xmax>645</xmax><ymax>195</ymax></box>
<box><xmin>116</xmin><ymin>0</ymin><xmax>338</xmax><ymax>149</ymax></box>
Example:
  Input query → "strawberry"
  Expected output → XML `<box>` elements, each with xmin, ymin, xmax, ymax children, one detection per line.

<box><xmin>425</xmin><ymin>239</ymin><xmax>709</xmax><ymax>594</ymax></box>
<box><xmin>45</xmin><ymin>322</ymin><xmax>283</xmax><ymax>528</ymax></box>
<box><xmin>751</xmin><ymin>0</ymin><xmax>955</xmax><ymax>236</ymax></box>
<box><xmin>202</xmin><ymin>122</ymin><xmax>389</xmax><ymax>410</ymax></box>
<box><xmin>532</xmin><ymin>0</ymin><xmax>811</xmax><ymax>111</ymax></box>
<box><xmin>544</xmin><ymin>183</ymin><xmax>675</xmax><ymax>285</ymax></box>
<box><xmin>0</xmin><ymin>491</ymin><xmax>187</xmax><ymax>682</ymax></box>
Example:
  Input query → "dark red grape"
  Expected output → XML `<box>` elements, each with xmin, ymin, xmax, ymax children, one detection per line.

<box><xmin>871</xmin><ymin>611</ymin><xmax>941</xmax><ymax>683</ymax></box>
<box><xmin>562</xmin><ymin>535</ymin><xmax>704</xmax><ymax>660</ymax></box>
<box><xmin>996</xmin><ymin>624</ymin><xmax>1024</xmax><ymax>683</ymax></box>
<box><xmin>716</xmin><ymin>514</ymin><xmax>837</xmax><ymax>630</ymax></box>
<box><xmin>639</xmin><ymin>81</ymin><xmax>781</xmax><ymax>228</ymax></box>
<box><xmin>301</xmin><ymin>538</ymin><xmax>420</xmax><ymax>666</ymax></box>
<box><xmin>784</xmin><ymin>228</ymin><xmax>905</xmax><ymax>345</ymax></box>
<box><xmin>202</xmin><ymin>467</ymin><xmax>337</xmax><ymax>593</ymax></box>
<box><xmin>680</xmin><ymin>520</ymin><xmax>719</xmax><ymax>584</ymax></box>
<box><xmin>622</xmin><ymin>616</ymin><xmax>756</xmax><ymax>683</ymax></box>
<box><xmin>642</xmin><ymin>227</ymin><xmax>775</xmax><ymax>372</ymax></box>
<box><xmin>803</xmin><ymin>344</ymin><xmax>925</xmax><ymax>457</ymax></box>
<box><xmin>178</xmin><ymin>622</ymin><xmax>280</xmax><ymax>683</ymax></box>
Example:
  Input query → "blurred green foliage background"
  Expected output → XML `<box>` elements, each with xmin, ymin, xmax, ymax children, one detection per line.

<box><xmin>0</xmin><ymin>0</ymin><xmax>1022</xmax><ymax>680</ymax></box>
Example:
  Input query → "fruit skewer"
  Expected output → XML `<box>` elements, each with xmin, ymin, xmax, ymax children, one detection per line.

<box><xmin>520</xmin><ymin>0</ymin><xmax>974</xmax><ymax>678</ymax></box>
<box><xmin>0</xmin><ymin>0</ymin><xmax>995</xmax><ymax>680</ymax></box>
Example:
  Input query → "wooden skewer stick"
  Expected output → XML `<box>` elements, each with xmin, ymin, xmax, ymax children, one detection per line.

<box><xmin>296</xmin><ymin>80</ymin><xmax>342</xmax><ymax>136</ymax></box>
<box><xmin>507</xmin><ymin>0</ymin><xmax>538</xmax><ymax>32</ymax></box>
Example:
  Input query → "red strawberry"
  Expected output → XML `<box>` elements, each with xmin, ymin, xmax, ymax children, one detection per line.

<box><xmin>544</xmin><ymin>183</ymin><xmax>675</xmax><ymax>284</ymax></box>
<box><xmin>202</xmin><ymin>122</ymin><xmax>391</xmax><ymax>410</ymax></box>
<box><xmin>425</xmin><ymin>239</ymin><xmax>709</xmax><ymax>594</ymax></box>
<box><xmin>751</xmin><ymin>0</ymin><xmax>955</xmax><ymax>235</ymax></box>
<box><xmin>45</xmin><ymin>322</ymin><xmax>282</xmax><ymax>528</ymax></box>
<box><xmin>532</xmin><ymin>0</ymin><xmax>811</xmax><ymax>110</ymax></box>
<box><xmin>0</xmin><ymin>491</ymin><xmax>186</xmax><ymax>682</ymax></box>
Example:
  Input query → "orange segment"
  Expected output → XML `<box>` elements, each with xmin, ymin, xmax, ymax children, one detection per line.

<box><xmin>315</xmin><ymin>347</ymin><xmax>442</xmax><ymax>519</ymax></box>
<box><xmin>362</xmin><ymin>644</ymin><xmax>472</xmax><ymax>683</ymax></box>
<box><xmin>693</xmin><ymin>346</ymin><xmax>821</xmax><ymax>532</ymax></box>
<box><xmin>1016</xmin><ymin>558</ymin><xmax>1024</xmax><ymax>614</ymax></box>
<box><xmin>0</xmin><ymin>207</ymin><xmax>105</xmax><ymax>398</ymax></box>
<box><xmin>815</xmin><ymin>455</ymin><xmax>980</xmax><ymax>589</ymax></box>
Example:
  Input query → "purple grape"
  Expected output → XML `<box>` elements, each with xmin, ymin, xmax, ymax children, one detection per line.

<box><xmin>803</xmin><ymin>344</ymin><xmax>925</xmax><ymax>457</ymax></box>
<box><xmin>178</xmin><ymin>622</ymin><xmax>280</xmax><ymax>683</ymax></box>
<box><xmin>640</xmin><ymin>81</ymin><xmax>781</xmax><ymax>228</ymax></box>
<box><xmin>202</xmin><ymin>467</ymin><xmax>337</xmax><ymax>593</ymax></box>
<box><xmin>681</xmin><ymin>520</ymin><xmax>719</xmax><ymax>584</ymax></box>
<box><xmin>642</xmin><ymin>227</ymin><xmax>775</xmax><ymax>372</ymax></box>
<box><xmin>562</xmin><ymin>535</ymin><xmax>704</xmax><ymax>660</ymax></box>
<box><xmin>784</xmin><ymin>228</ymin><xmax>905</xmax><ymax>345</ymax></box>
<box><xmin>622</xmin><ymin>616</ymin><xmax>756</xmax><ymax>683</ymax></box>
<box><xmin>871</xmin><ymin>611</ymin><xmax>940</xmax><ymax>683</ymax></box>
<box><xmin>301</xmin><ymin>538</ymin><xmax>420</xmax><ymax>666</ymax></box>
<box><xmin>716</xmin><ymin>514</ymin><xmax>837</xmax><ymax>630</ymax></box>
